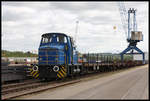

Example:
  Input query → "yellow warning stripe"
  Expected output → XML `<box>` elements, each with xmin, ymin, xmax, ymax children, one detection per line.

<box><xmin>35</xmin><ymin>74</ymin><xmax>39</xmax><ymax>78</ymax></box>
<box><xmin>58</xmin><ymin>71</ymin><xmax>64</xmax><ymax>78</ymax></box>
<box><xmin>60</xmin><ymin>69</ymin><xmax>66</xmax><ymax>76</ymax></box>
<box><xmin>30</xmin><ymin>70</ymin><xmax>35</xmax><ymax>75</ymax></box>
<box><xmin>62</xmin><ymin>66</ymin><xmax>67</xmax><ymax>72</ymax></box>
<box><xmin>62</xmin><ymin>66</ymin><xmax>65</xmax><ymax>69</ymax></box>
<box><xmin>57</xmin><ymin>73</ymin><xmax>61</xmax><ymax>78</ymax></box>
<box><xmin>61</xmin><ymin>66</ymin><xmax>65</xmax><ymax>70</ymax></box>
<box><xmin>33</xmin><ymin>71</ymin><xmax>38</xmax><ymax>77</ymax></box>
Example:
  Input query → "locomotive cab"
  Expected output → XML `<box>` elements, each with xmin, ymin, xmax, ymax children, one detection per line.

<box><xmin>37</xmin><ymin>33</ymin><xmax>78</xmax><ymax>80</ymax></box>
<box><xmin>39</xmin><ymin>33</ymin><xmax>68</xmax><ymax>65</ymax></box>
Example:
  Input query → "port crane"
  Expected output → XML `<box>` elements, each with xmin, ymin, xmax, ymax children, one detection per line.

<box><xmin>118</xmin><ymin>2</ymin><xmax>145</xmax><ymax>64</ymax></box>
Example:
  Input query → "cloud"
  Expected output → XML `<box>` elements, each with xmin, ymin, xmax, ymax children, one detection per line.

<box><xmin>2</xmin><ymin>1</ymin><xmax>148</xmax><ymax>53</ymax></box>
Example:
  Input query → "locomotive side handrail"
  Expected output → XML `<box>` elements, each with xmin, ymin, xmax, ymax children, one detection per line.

<box><xmin>39</xmin><ymin>55</ymin><xmax>65</xmax><ymax>57</ymax></box>
<box><xmin>39</xmin><ymin>60</ymin><xmax>65</xmax><ymax>63</ymax></box>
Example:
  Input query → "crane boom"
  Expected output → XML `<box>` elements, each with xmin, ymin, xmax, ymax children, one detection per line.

<box><xmin>117</xmin><ymin>2</ymin><xmax>128</xmax><ymax>39</ymax></box>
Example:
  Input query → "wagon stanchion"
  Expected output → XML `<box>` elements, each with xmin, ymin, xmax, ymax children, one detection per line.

<box><xmin>82</xmin><ymin>54</ymin><xmax>84</xmax><ymax>75</ymax></box>
<box><xmin>99</xmin><ymin>54</ymin><xmax>101</xmax><ymax>72</ymax></box>
<box><xmin>93</xmin><ymin>53</ymin><xmax>94</xmax><ymax>70</ymax></box>
<box><xmin>112</xmin><ymin>56</ymin><xmax>115</xmax><ymax>72</ymax></box>
<box><xmin>115</xmin><ymin>55</ymin><xmax>118</xmax><ymax>71</ymax></box>
<box><xmin>104</xmin><ymin>55</ymin><xmax>105</xmax><ymax>72</ymax></box>
<box><xmin>97</xmin><ymin>54</ymin><xmax>99</xmax><ymax>72</ymax></box>
<box><xmin>111</xmin><ymin>55</ymin><xmax>113</xmax><ymax>71</ymax></box>
<box><xmin>107</xmin><ymin>55</ymin><xmax>110</xmax><ymax>71</ymax></box>
<box><xmin>104</xmin><ymin>55</ymin><xmax>106</xmax><ymax>72</ymax></box>
<box><xmin>109</xmin><ymin>55</ymin><xmax>111</xmax><ymax>71</ymax></box>
<box><xmin>102</xmin><ymin>54</ymin><xmax>104</xmax><ymax>72</ymax></box>
<box><xmin>106</xmin><ymin>55</ymin><xmax>108</xmax><ymax>72</ymax></box>
<box><xmin>88</xmin><ymin>53</ymin><xmax>89</xmax><ymax>73</ymax></box>
<box><xmin>107</xmin><ymin>55</ymin><xmax>109</xmax><ymax>71</ymax></box>
<box><xmin>109</xmin><ymin>55</ymin><xmax>110</xmax><ymax>71</ymax></box>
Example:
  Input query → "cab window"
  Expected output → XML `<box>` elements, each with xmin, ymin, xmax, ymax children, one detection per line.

<box><xmin>57</xmin><ymin>35</ymin><xmax>68</xmax><ymax>43</ymax></box>
<box><xmin>64</xmin><ymin>37</ymin><xmax>67</xmax><ymax>43</ymax></box>
<box><xmin>49</xmin><ymin>37</ymin><xmax>52</xmax><ymax>42</ymax></box>
<box><xmin>42</xmin><ymin>37</ymin><xmax>48</xmax><ymax>43</ymax></box>
<box><xmin>42</xmin><ymin>36</ymin><xmax>52</xmax><ymax>43</ymax></box>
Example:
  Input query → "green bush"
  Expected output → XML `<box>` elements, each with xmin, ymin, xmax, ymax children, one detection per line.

<box><xmin>2</xmin><ymin>50</ymin><xmax>38</xmax><ymax>57</ymax></box>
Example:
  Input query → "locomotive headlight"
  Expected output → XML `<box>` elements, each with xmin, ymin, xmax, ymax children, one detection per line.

<box><xmin>77</xmin><ymin>68</ymin><xmax>80</xmax><ymax>72</ymax></box>
<box><xmin>73</xmin><ymin>69</ymin><xmax>77</xmax><ymax>73</ymax></box>
<box><xmin>32</xmin><ymin>65</ymin><xmax>38</xmax><ymax>71</ymax></box>
<box><xmin>53</xmin><ymin>66</ymin><xmax>59</xmax><ymax>72</ymax></box>
<box><xmin>97</xmin><ymin>66</ymin><xmax>99</xmax><ymax>70</ymax></box>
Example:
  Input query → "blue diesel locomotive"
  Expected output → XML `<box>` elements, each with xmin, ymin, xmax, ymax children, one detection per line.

<box><xmin>35</xmin><ymin>33</ymin><xmax>81</xmax><ymax>80</ymax></box>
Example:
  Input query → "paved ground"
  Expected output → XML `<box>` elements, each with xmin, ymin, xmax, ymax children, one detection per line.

<box><xmin>15</xmin><ymin>64</ymin><xmax>149</xmax><ymax>100</ymax></box>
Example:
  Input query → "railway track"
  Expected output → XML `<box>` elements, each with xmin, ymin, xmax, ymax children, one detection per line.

<box><xmin>1</xmin><ymin>78</ymin><xmax>81</xmax><ymax>100</ymax></box>
<box><xmin>2</xmin><ymin>79</ymin><xmax>41</xmax><ymax>90</ymax></box>
<box><xmin>2</xmin><ymin>82</ymin><xmax>43</xmax><ymax>95</ymax></box>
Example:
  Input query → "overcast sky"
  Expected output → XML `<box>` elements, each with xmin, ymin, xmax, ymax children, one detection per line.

<box><xmin>2</xmin><ymin>1</ymin><xmax>149</xmax><ymax>54</ymax></box>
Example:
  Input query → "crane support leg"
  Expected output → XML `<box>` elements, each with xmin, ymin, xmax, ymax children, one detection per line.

<box><xmin>120</xmin><ymin>45</ymin><xmax>145</xmax><ymax>64</ymax></box>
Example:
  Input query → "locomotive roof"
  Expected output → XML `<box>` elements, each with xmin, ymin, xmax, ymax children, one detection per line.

<box><xmin>42</xmin><ymin>33</ymin><xmax>68</xmax><ymax>37</ymax></box>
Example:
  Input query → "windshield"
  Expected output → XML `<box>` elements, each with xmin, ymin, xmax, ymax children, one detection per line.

<box><xmin>41</xmin><ymin>34</ymin><xmax>67</xmax><ymax>44</ymax></box>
